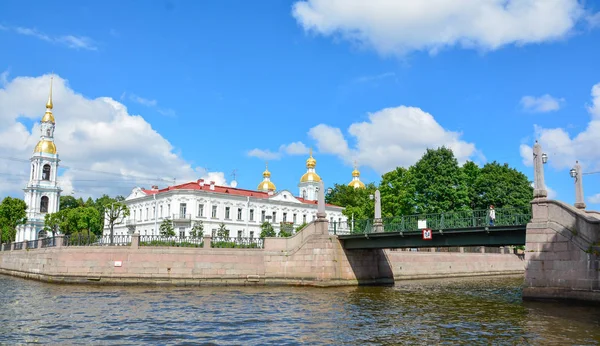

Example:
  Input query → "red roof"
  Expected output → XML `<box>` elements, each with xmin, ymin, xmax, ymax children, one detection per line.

<box><xmin>141</xmin><ymin>179</ymin><xmax>341</xmax><ymax>208</ymax></box>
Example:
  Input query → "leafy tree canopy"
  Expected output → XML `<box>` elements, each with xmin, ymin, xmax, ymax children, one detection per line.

<box><xmin>260</xmin><ymin>221</ymin><xmax>275</xmax><ymax>238</ymax></box>
<box><xmin>0</xmin><ymin>197</ymin><xmax>27</xmax><ymax>243</ymax></box>
<box><xmin>325</xmin><ymin>183</ymin><xmax>377</xmax><ymax>219</ymax></box>
<box><xmin>159</xmin><ymin>219</ymin><xmax>175</xmax><ymax>237</ymax></box>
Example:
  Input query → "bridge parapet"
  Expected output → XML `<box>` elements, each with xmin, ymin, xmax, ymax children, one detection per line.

<box><xmin>524</xmin><ymin>199</ymin><xmax>600</xmax><ymax>302</ymax></box>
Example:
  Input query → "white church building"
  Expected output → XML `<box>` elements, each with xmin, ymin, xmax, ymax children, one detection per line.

<box><xmin>16</xmin><ymin>77</ymin><xmax>62</xmax><ymax>242</ymax></box>
<box><xmin>103</xmin><ymin>152</ymin><xmax>356</xmax><ymax>238</ymax></box>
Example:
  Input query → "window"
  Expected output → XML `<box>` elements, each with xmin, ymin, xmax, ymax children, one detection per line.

<box><xmin>179</xmin><ymin>203</ymin><xmax>187</xmax><ymax>218</ymax></box>
<box><xmin>42</xmin><ymin>164</ymin><xmax>51</xmax><ymax>181</ymax></box>
<box><xmin>152</xmin><ymin>207</ymin><xmax>155</xmax><ymax>219</ymax></box>
<box><xmin>159</xmin><ymin>205</ymin><xmax>163</xmax><ymax>218</ymax></box>
<box><xmin>146</xmin><ymin>208</ymin><xmax>149</xmax><ymax>220</ymax></box>
<box><xmin>134</xmin><ymin>210</ymin><xmax>137</xmax><ymax>221</ymax></box>
<box><xmin>302</xmin><ymin>190</ymin><xmax>307</xmax><ymax>199</ymax></box>
<box><xmin>237</xmin><ymin>208</ymin><xmax>242</xmax><ymax>220</ymax></box>
<box><xmin>338</xmin><ymin>217</ymin><xmax>342</xmax><ymax>225</ymax></box>
<box><xmin>303</xmin><ymin>214</ymin><xmax>306</xmax><ymax>224</ymax></box>
<box><xmin>249</xmin><ymin>231</ymin><xmax>254</xmax><ymax>239</ymax></box>
<box><xmin>40</xmin><ymin>196</ymin><xmax>49</xmax><ymax>213</ymax></box>
<box><xmin>179</xmin><ymin>227</ymin><xmax>185</xmax><ymax>238</ymax></box>
<box><xmin>225</xmin><ymin>207</ymin><xmax>230</xmax><ymax>219</ymax></box>
<box><xmin>293</xmin><ymin>214</ymin><xmax>297</xmax><ymax>224</ymax></box>
<box><xmin>330</xmin><ymin>217</ymin><xmax>334</xmax><ymax>224</ymax></box>
<box><xmin>139</xmin><ymin>209</ymin><xmax>142</xmax><ymax>221</ymax></box>
<box><xmin>272</xmin><ymin>211</ymin><xmax>277</xmax><ymax>223</ymax></box>
<box><xmin>261</xmin><ymin>210</ymin><xmax>266</xmax><ymax>222</ymax></box>
<box><xmin>250</xmin><ymin>209</ymin><xmax>254</xmax><ymax>221</ymax></box>
<box><xmin>237</xmin><ymin>230</ymin><xmax>242</xmax><ymax>238</ymax></box>
<box><xmin>167</xmin><ymin>204</ymin><xmax>171</xmax><ymax>216</ymax></box>
<box><xmin>212</xmin><ymin>205</ymin><xmax>217</xmax><ymax>218</ymax></box>
<box><xmin>313</xmin><ymin>215</ymin><xmax>316</xmax><ymax>221</ymax></box>
<box><xmin>198</xmin><ymin>204</ymin><xmax>204</xmax><ymax>217</ymax></box>
<box><xmin>211</xmin><ymin>229</ymin><xmax>217</xmax><ymax>238</ymax></box>
<box><xmin>283</xmin><ymin>212</ymin><xmax>287</xmax><ymax>222</ymax></box>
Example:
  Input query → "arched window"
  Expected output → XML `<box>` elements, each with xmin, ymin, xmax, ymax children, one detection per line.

<box><xmin>40</xmin><ymin>196</ymin><xmax>49</xmax><ymax>213</ymax></box>
<box><xmin>42</xmin><ymin>164</ymin><xmax>51</xmax><ymax>180</ymax></box>
<box><xmin>38</xmin><ymin>230</ymin><xmax>47</xmax><ymax>238</ymax></box>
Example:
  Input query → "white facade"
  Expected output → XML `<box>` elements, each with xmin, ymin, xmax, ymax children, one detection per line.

<box><xmin>103</xmin><ymin>181</ymin><xmax>346</xmax><ymax>238</ymax></box>
<box><xmin>16</xmin><ymin>77</ymin><xmax>62</xmax><ymax>242</ymax></box>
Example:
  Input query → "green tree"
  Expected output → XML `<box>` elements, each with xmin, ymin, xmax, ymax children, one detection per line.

<box><xmin>43</xmin><ymin>210</ymin><xmax>65</xmax><ymax>236</ymax></box>
<box><xmin>295</xmin><ymin>222</ymin><xmax>308</xmax><ymax>233</ymax></box>
<box><xmin>105</xmin><ymin>202</ymin><xmax>130</xmax><ymax>242</ymax></box>
<box><xmin>379</xmin><ymin>167</ymin><xmax>416</xmax><ymax>217</ymax></box>
<box><xmin>411</xmin><ymin>147</ymin><xmax>470</xmax><ymax>214</ymax></box>
<box><xmin>190</xmin><ymin>220</ymin><xmax>204</xmax><ymax>238</ymax></box>
<box><xmin>216</xmin><ymin>222</ymin><xmax>229</xmax><ymax>238</ymax></box>
<box><xmin>260</xmin><ymin>221</ymin><xmax>275</xmax><ymax>238</ymax></box>
<box><xmin>159</xmin><ymin>219</ymin><xmax>175</xmax><ymax>237</ymax></box>
<box><xmin>461</xmin><ymin>161</ymin><xmax>481</xmax><ymax>210</ymax></box>
<box><xmin>326</xmin><ymin>183</ymin><xmax>377</xmax><ymax>220</ymax></box>
<box><xmin>0</xmin><ymin>197</ymin><xmax>27</xmax><ymax>243</ymax></box>
<box><xmin>472</xmin><ymin>161</ymin><xmax>533</xmax><ymax>209</ymax></box>
<box><xmin>279</xmin><ymin>222</ymin><xmax>293</xmax><ymax>237</ymax></box>
<box><xmin>59</xmin><ymin>195</ymin><xmax>81</xmax><ymax>210</ymax></box>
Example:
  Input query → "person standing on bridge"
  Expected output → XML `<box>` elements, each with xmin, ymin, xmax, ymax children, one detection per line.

<box><xmin>489</xmin><ymin>205</ymin><xmax>496</xmax><ymax>226</ymax></box>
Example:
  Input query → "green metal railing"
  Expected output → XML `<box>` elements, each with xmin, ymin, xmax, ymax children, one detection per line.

<box><xmin>331</xmin><ymin>207</ymin><xmax>532</xmax><ymax>235</ymax></box>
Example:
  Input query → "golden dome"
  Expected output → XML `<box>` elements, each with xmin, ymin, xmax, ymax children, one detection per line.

<box><xmin>306</xmin><ymin>148</ymin><xmax>316</xmax><ymax>169</ymax></box>
<box><xmin>263</xmin><ymin>162</ymin><xmax>271</xmax><ymax>178</ymax></box>
<box><xmin>257</xmin><ymin>180</ymin><xmax>276</xmax><ymax>191</ymax></box>
<box><xmin>34</xmin><ymin>139</ymin><xmax>57</xmax><ymax>154</ymax></box>
<box><xmin>352</xmin><ymin>168</ymin><xmax>360</xmax><ymax>177</ymax></box>
<box><xmin>41</xmin><ymin>110</ymin><xmax>55</xmax><ymax>123</ymax></box>
<box><xmin>348</xmin><ymin>180</ymin><xmax>365</xmax><ymax>189</ymax></box>
<box><xmin>300</xmin><ymin>171</ymin><xmax>321</xmax><ymax>183</ymax></box>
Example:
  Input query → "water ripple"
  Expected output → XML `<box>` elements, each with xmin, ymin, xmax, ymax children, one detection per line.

<box><xmin>0</xmin><ymin>275</ymin><xmax>599</xmax><ymax>344</ymax></box>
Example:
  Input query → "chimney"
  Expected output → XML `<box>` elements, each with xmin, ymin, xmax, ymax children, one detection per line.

<box><xmin>198</xmin><ymin>179</ymin><xmax>205</xmax><ymax>187</ymax></box>
<box><xmin>151</xmin><ymin>185</ymin><xmax>159</xmax><ymax>191</ymax></box>
<box><xmin>209</xmin><ymin>181</ymin><xmax>215</xmax><ymax>190</ymax></box>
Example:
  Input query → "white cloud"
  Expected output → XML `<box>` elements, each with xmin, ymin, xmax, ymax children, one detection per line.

<box><xmin>520</xmin><ymin>82</ymin><xmax>600</xmax><ymax>171</ymax></box>
<box><xmin>520</xmin><ymin>94</ymin><xmax>564</xmax><ymax>113</ymax></box>
<box><xmin>6</xmin><ymin>26</ymin><xmax>97</xmax><ymax>50</ymax></box>
<box><xmin>126</xmin><ymin>92</ymin><xmax>176</xmax><ymax>117</ymax></box>
<box><xmin>247</xmin><ymin>141</ymin><xmax>310</xmax><ymax>160</ymax></box>
<box><xmin>292</xmin><ymin>0</ymin><xmax>593</xmax><ymax>56</ymax></box>
<box><xmin>547</xmin><ymin>186</ymin><xmax>558</xmax><ymax>199</ymax></box>
<box><xmin>308</xmin><ymin>106</ymin><xmax>480</xmax><ymax>173</ymax></box>
<box><xmin>0</xmin><ymin>73</ymin><xmax>226</xmax><ymax>198</ymax></box>
<box><xmin>589</xmin><ymin>193</ymin><xmax>600</xmax><ymax>204</ymax></box>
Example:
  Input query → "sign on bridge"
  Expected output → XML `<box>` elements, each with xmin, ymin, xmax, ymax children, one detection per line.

<box><xmin>422</xmin><ymin>228</ymin><xmax>432</xmax><ymax>240</ymax></box>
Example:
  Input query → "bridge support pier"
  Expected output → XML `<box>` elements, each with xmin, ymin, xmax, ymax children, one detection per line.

<box><xmin>524</xmin><ymin>199</ymin><xmax>600</xmax><ymax>303</ymax></box>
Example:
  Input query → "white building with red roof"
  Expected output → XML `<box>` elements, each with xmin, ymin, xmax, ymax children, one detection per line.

<box><xmin>103</xmin><ymin>153</ymin><xmax>346</xmax><ymax>238</ymax></box>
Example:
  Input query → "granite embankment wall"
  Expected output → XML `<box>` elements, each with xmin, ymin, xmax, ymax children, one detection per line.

<box><xmin>0</xmin><ymin>219</ymin><xmax>524</xmax><ymax>287</ymax></box>
<box><xmin>524</xmin><ymin>199</ymin><xmax>600</xmax><ymax>302</ymax></box>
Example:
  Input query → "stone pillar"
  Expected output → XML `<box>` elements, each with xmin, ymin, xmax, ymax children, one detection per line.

<box><xmin>131</xmin><ymin>232</ymin><xmax>140</xmax><ymax>249</ymax></box>
<box><xmin>203</xmin><ymin>236</ymin><xmax>212</xmax><ymax>248</ymax></box>
<box><xmin>459</xmin><ymin>247</ymin><xmax>464</xmax><ymax>253</ymax></box>
<box><xmin>373</xmin><ymin>190</ymin><xmax>383</xmax><ymax>233</ymax></box>
<box><xmin>37</xmin><ymin>238</ymin><xmax>43</xmax><ymax>249</ymax></box>
<box><xmin>55</xmin><ymin>235</ymin><xmax>64</xmax><ymax>247</ymax></box>
<box><xmin>533</xmin><ymin>141</ymin><xmax>547</xmax><ymax>198</ymax></box>
<box><xmin>574</xmin><ymin>161</ymin><xmax>586</xmax><ymax>210</ymax></box>
<box><xmin>316</xmin><ymin>180</ymin><xmax>326</xmax><ymax>220</ymax></box>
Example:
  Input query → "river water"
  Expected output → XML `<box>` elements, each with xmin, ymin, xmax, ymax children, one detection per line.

<box><xmin>0</xmin><ymin>275</ymin><xmax>598</xmax><ymax>345</ymax></box>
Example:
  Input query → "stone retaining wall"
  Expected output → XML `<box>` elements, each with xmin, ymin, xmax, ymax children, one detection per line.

<box><xmin>0</xmin><ymin>219</ymin><xmax>524</xmax><ymax>287</ymax></box>
<box><xmin>524</xmin><ymin>199</ymin><xmax>600</xmax><ymax>302</ymax></box>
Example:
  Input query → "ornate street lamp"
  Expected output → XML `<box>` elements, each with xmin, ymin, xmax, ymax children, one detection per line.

<box><xmin>570</xmin><ymin>168</ymin><xmax>577</xmax><ymax>178</ymax></box>
<box><xmin>542</xmin><ymin>153</ymin><xmax>548</xmax><ymax>164</ymax></box>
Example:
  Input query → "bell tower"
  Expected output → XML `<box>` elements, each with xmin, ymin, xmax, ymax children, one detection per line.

<box><xmin>16</xmin><ymin>76</ymin><xmax>62</xmax><ymax>241</ymax></box>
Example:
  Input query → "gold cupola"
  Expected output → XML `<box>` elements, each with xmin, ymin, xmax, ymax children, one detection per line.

<box><xmin>300</xmin><ymin>148</ymin><xmax>321</xmax><ymax>183</ymax></box>
<box><xmin>257</xmin><ymin>162</ymin><xmax>276</xmax><ymax>192</ymax></box>
<box><xmin>34</xmin><ymin>76</ymin><xmax>58</xmax><ymax>155</ymax></box>
<box><xmin>41</xmin><ymin>76</ymin><xmax>55</xmax><ymax>124</ymax></box>
<box><xmin>348</xmin><ymin>161</ymin><xmax>365</xmax><ymax>189</ymax></box>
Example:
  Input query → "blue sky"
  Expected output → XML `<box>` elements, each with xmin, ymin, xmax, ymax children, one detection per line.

<box><xmin>1</xmin><ymin>0</ymin><xmax>600</xmax><ymax>209</ymax></box>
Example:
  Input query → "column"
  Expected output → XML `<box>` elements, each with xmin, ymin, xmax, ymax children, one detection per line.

<box><xmin>533</xmin><ymin>141</ymin><xmax>547</xmax><ymax>198</ymax></box>
<box><xmin>574</xmin><ymin>161</ymin><xmax>586</xmax><ymax>209</ymax></box>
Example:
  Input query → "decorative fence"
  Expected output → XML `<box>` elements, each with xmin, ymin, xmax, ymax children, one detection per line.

<box><xmin>330</xmin><ymin>207</ymin><xmax>532</xmax><ymax>235</ymax></box>
<box><xmin>211</xmin><ymin>237</ymin><xmax>264</xmax><ymax>249</ymax></box>
<box><xmin>41</xmin><ymin>237</ymin><xmax>56</xmax><ymax>248</ymax></box>
<box><xmin>2</xmin><ymin>243</ymin><xmax>11</xmax><ymax>251</ymax></box>
<box><xmin>63</xmin><ymin>234</ymin><xmax>131</xmax><ymax>247</ymax></box>
<box><xmin>140</xmin><ymin>235</ymin><xmax>204</xmax><ymax>248</ymax></box>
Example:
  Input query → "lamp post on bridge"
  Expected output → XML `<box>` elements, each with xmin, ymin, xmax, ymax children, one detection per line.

<box><xmin>533</xmin><ymin>140</ymin><xmax>549</xmax><ymax>199</ymax></box>
<box><xmin>369</xmin><ymin>190</ymin><xmax>382</xmax><ymax>233</ymax></box>
<box><xmin>570</xmin><ymin>161</ymin><xmax>587</xmax><ymax>210</ymax></box>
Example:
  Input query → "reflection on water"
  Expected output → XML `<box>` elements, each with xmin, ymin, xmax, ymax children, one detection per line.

<box><xmin>0</xmin><ymin>275</ymin><xmax>598</xmax><ymax>345</ymax></box>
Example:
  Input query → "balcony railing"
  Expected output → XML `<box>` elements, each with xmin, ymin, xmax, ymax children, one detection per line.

<box><xmin>172</xmin><ymin>213</ymin><xmax>192</xmax><ymax>222</ymax></box>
